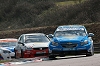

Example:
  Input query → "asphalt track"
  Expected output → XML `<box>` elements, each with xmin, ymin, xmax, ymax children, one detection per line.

<box><xmin>13</xmin><ymin>54</ymin><xmax>100</xmax><ymax>66</ymax></box>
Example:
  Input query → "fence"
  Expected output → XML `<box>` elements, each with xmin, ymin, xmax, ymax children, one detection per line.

<box><xmin>94</xmin><ymin>43</ymin><xmax>100</xmax><ymax>53</ymax></box>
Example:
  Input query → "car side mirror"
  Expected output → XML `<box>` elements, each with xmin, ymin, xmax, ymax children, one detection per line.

<box><xmin>88</xmin><ymin>33</ymin><xmax>94</xmax><ymax>37</ymax></box>
<box><xmin>18</xmin><ymin>42</ymin><xmax>24</xmax><ymax>46</ymax></box>
<box><xmin>48</xmin><ymin>34</ymin><xmax>54</xmax><ymax>38</ymax></box>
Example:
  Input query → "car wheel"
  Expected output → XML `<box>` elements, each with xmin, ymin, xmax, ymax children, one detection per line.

<box><xmin>21</xmin><ymin>49</ymin><xmax>24</xmax><ymax>58</ymax></box>
<box><xmin>14</xmin><ymin>50</ymin><xmax>21</xmax><ymax>59</ymax></box>
<box><xmin>86</xmin><ymin>46</ymin><xmax>94</xmax><ymax>56</ymax></box>
<box><xmin>15</xmin><ymin>51</ymin><xmax>17</xmax><ymax>58</ymax></box>
<box><xmin>14</xmin><ymin>48</ymin><xmax>17</xmax><ymax>58</ymax></box>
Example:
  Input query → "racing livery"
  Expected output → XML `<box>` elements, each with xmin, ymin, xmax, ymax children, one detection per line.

<box><xmin>0</xmin><ymin>38</ymin><xmax>18</xmax><ymax>57</ymax></box>
<box><xmin>15</xmin><ymin>33</ymin><xmax>50</xmax><ymax>58</ymax></box>
<box><xmin>48</xmin><ymin>25</ymin><xmax>94</xmax><ymax>58</ymax></box>
<box><xmin>0</xmin><ymin>47</ymin><xmax>14</xmax><ymax>60</ymax></box>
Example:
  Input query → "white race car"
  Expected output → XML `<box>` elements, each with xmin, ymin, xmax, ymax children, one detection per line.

<box><xmin>0</xmin><ymin>47</ymin><xmax>14</xmax><ymax>60</ymax></box>
<box><xmin>15</xmin><ymin>33</ymin><xmax>50</xmax><ymax>58</ymax></box>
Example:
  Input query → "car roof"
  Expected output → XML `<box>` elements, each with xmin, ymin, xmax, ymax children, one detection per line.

<box><xmin>56</xmin><ymin>25</ymin><xmax>85</xmax><ymax>31</ymax></box>
<box><xmin>22</xmin><ymin>33</ymin><xmax>45</xmax><ymax>36</ymax></box>
<box><xmin>0</xmin><ymin>38</ymin><xmax>17</xmax><ymax>42</ymax></box>
<box><xmin>58</xmin><ymin>25</ymin><xmax>85</xmax><ymax>28</ymax></box>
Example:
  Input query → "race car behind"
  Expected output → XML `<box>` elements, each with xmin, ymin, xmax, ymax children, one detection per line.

<box><xmin>15</xmin><ymin>33</ymin><xmax>50</xmax><ymax>58</ymax></box>
<box><xmin>0</xmin><ymin>47</ymin><xmax>14</xmax><ymax>60</ymax></box>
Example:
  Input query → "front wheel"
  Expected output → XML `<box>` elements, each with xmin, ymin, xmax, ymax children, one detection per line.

<box><xmin>14</xmin><ymin>50</ymin><xmax>22</xmax><ymax>59</ymax></box>
<box><xmin>14</xmin><ymin>48</ymin><xmax>17</xmax><ymax>58</ymax></box>
<box><xmin>86</xmin><ymin>46</ymin><xmax>94</xmax><ymax>56</ymax></box>
<box><xmin>21</xmin><ymin>49</ymin><xmax>24</xmax><ymax>58</ymax></box>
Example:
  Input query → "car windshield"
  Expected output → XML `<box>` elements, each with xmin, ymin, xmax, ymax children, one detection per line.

<box><xmin>0</xmin><ymin>42</ymin><xmax>17</xmax><ymax>47</ymax></box>
<box><xmin>25</xmin><ymin>35</ymin><xmax>49</xmax><ymax>43</ymax></box>
<box><xmin>55</xmin><ymin>30</ymin><xmax>86</xmax><ymax>37</ymax></box>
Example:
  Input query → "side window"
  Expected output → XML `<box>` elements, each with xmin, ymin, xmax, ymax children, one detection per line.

<box><xmin>18</xmin><ymin>35</ymin><xmax>24</xmax><ymax>43</ymax></box>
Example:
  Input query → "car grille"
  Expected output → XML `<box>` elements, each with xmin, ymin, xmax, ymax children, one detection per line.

<box><xmin>33</xmin><ymin>47</ymin><xmax>48</xmax><ymax>50</ymax></box>
<box><xmin>61</xmin><ymin>43</ymin><xmax>78</xmax><ymax>48</ymax></box>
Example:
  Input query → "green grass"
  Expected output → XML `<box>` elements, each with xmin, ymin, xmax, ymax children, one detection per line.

<box><xmin>0</xmin><ymin>60</ymin><xmax>11</xmax><ymax>63</ymax></box>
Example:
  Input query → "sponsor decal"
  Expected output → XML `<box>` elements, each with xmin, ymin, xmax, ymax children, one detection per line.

<box><xmin>57</xmin><ymin>27</ymin><xmax>84</xmax><ymax>31</ymax></box>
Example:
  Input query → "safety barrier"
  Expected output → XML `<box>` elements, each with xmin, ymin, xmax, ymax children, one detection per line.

<box><xmin>94</xmin><ymin>43</ymin><xmax>100</xmax><ymax>53</ymax></box>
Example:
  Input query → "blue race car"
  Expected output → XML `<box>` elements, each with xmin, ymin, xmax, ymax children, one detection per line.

<box><xmin>0</xmin><ymin>47</ymin><xmax>14</xmax><ymax>60</ymax></box>
<box><xmin>48</xmin><ymin>25</ymin><xmax>94</xmax><ymax>59</ymax></box>
<box><xmin>0</xmin><ymin>38</ymin><xmax>18</xmax><ymax>57</ymax></box>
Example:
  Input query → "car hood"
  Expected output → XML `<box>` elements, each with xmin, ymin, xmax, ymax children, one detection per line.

<box><xmin>4</xmin><ymin>46</ymin><xmax>15</xmax><ymax>52</ymax></box>
<box><xmin>53</xmin><ymin>36</ymin><xmax>87</xmax><ymax>42</ymax></box>
<box><xmin>0</xmin><ymin>47</ymin><xmax>15</xmax><ymax>57</ymax></box>
<box><xmin>25</xmin><ymin>42</ymin><xmax>50</xmax><ymax>48</ymax></box>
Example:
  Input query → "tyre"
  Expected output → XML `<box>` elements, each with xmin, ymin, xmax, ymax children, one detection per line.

<box><xmin>15</xmin><ymin>51</ymin><xmax>17</xmax><ymax>58</ymax></box>
<box><xmin>14</xmin><ymin>48</ymin><xmax>17</xmax><ymax>58</ymax></box>
<box><xmin>21</xmin><ymin>49</ymin><xmax>24</xmax><ymax>58</ymax></box>
<box><xmin>86</xmin><ymin>46</ymin><xmax>94</xmax><ymax>56</ymax></box>
<box><xmin>14</xmin><ymin>49</ymin><xmax>21</xmax><ymax>59</ymax></box>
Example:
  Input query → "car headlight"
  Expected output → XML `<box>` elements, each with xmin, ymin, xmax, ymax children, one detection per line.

<box><xmin>81</xmin><ymin>40</ymin><xmax>88</xmax><ymax>45</ymax></box>
<box><xmin>26</xmin><ymin>47</ymin><xmax>33</xmax><ymax>50</ymax></box>
<box><xmin>51</xmin><ymin>41</ymin><xmax>58</xmax><ymax>46</ymax></box>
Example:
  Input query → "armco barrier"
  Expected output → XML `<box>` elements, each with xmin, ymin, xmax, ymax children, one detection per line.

<box><xmin>94</xmin><ymin>43</ymin><xmax>100</xmax><ymax>53</ymax></box>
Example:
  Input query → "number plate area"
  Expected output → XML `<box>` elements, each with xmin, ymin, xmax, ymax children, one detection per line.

<box><xmin>63</xmin><ymin>48</ymin><xmax>75</xmax><ymax>51</ymax></box>
<box><xmin>36</xmin><ymin>51</ymin><xmax>46</xmax><ymax>54</ymax></box>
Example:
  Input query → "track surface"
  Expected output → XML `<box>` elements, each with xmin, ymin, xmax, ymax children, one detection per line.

<box><xmin>14</xmin><ymin>54</ymin><xmax>100</xmax><ymax>66</ymax></box>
